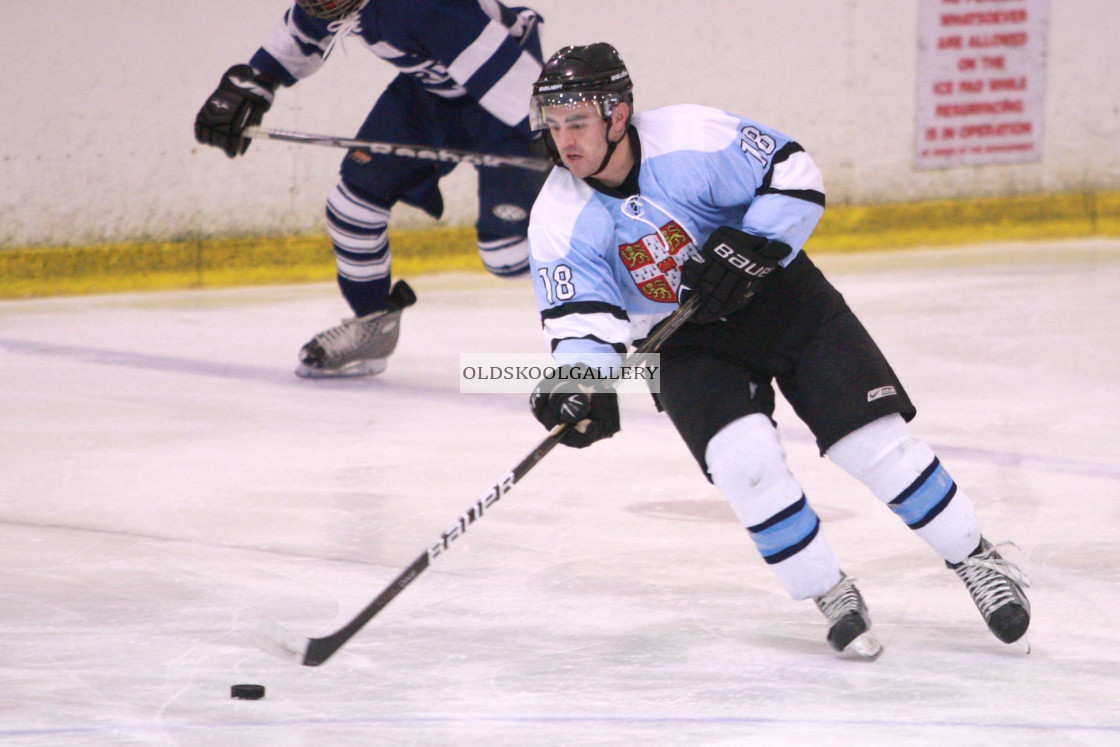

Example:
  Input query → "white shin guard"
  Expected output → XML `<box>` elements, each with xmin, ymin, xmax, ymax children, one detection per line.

<box><xmin>826</xmin><ymin>414</ymin><xmax>981</xmax><ymax>564</ymax></box>
<box><xmin>706</xmin><ymin>414</ymin><xmax>842</xmax><ymax>600</ymax></box>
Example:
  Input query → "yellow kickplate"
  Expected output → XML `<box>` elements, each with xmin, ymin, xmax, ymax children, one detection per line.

<box><xmin>2</xmin><ymin>193</ymin><xmax>1117</xmax><ymax>299</ymax></box>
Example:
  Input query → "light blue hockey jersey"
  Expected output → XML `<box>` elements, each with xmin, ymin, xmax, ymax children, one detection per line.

<box><xmin>249</xmin><ymin>0</ymin><xmax>543</xmax><ymax>136</ymax></box>
<box><xmin>527</xmin><ymin>104</ymin><xmax>826</xmax><ymax>365</ymax></box>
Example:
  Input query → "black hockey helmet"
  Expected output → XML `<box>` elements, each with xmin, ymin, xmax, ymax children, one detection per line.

<box><xmin>296</xmin><ymin>0</ymin><xmax>365</xmax><ymax>21</ymax></box>
<box><xmin>529</xmin><ymin>43</ymin><xmax>634</xmax><ymax>132</ymax></box>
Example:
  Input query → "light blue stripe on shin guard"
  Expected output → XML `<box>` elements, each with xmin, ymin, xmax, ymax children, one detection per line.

<box><xmin>747</xmin><ymin>496</ymin><xmax>822</xmax><ymax>565</ymax></box>
<box><xmin>889</xmin><ymin>458</ymin><xmax>957</xmax><ymax>529</ymax></box>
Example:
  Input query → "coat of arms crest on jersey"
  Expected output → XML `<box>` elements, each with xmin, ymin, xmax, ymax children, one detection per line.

<box><xmin>618</xmin><ymin>220</ymin><xmax>695</xmax><ymax>303</ymax></box>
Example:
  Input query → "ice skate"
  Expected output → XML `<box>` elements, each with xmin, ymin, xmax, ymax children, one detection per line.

<box><xmin>947</xmin><ymin>537</ymin><xmax>1031</xmax><ymax>644</ymax></box>
<box><xmin>814</xmin><ymin>573</ymin><xmax>882</xmax><ymax>659</ymax></box>
<box><xmin>295</xmin><ymin>280</ymin><xmax>417</xmax><ymax>379</ymax></box>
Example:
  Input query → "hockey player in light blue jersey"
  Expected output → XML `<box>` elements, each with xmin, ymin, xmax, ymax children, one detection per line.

<box><xmin>195</xmin><ymin>0</ymin><xmax>546</xmax><ymax>377</ymax></box>
<box><xmin>525</xmin><ymin>43</ymin><xmax>1030</xmax><ymax>657</ymax></box>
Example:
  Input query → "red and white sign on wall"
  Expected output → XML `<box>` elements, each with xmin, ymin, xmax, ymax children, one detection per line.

<box><xmin>915</xmin><ymin>0</ymin><xmax>1049</xmax><ymax>169</ymax></box>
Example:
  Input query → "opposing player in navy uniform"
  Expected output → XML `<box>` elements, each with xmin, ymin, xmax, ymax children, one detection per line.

<box><xmin>526</xmin><ymin>43</ymin><xmax>1030</xmax><ymax>657</ymax></box>
<box><xmin>195</xmin><ymin>0</ymin><xmax>546</xmax><ymax>377</ymax></box>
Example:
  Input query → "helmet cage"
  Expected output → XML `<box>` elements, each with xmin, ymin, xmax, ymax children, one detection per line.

<box><xmin>529</xmin><ymin>90</ymin><xmax>625</xmax><ymax>132</ymax></box>
<box><xmin>296</xmin><ymin>0</ymin><xmax>365</xmax><ymax>21</ymax></box>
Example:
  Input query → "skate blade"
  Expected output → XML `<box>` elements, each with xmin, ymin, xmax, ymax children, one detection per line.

<box><xmin>845</xmin><ymin>631</ymin><xmax>883</xmax><ymax>660</ymax></box>
<box><xmin>294</xmin><ymin>358</ymin><xmax>389</xmax><ymax>379</ymax></box>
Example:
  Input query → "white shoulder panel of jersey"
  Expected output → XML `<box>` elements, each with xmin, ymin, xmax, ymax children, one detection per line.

<box><xmin>633</xmin><ymin>105</ymin><xmax>741</xmax><ymax>158</ymax></box>
<box><xmin>528</xmin><ymin>170</ymin><xmax>600</xmax><ymax>263</ymax></box>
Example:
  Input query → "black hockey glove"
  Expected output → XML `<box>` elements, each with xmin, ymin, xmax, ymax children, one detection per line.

<box><xmin>194</xmin><ymin>64</ymin><xmax>278</xmax><ymax>158</ymax></box>
<box><xmin>678</xmin><ymin>226</ymin><xmax>792</xmax><ymax>323</ymax></box>
<box><xmin>530</xmin><ymin>364</ymin><xmax>620</xmax><ymax>448</ymax></box>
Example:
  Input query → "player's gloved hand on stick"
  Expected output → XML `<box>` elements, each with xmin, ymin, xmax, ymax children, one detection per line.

<box><xmin>530</xmin><ymin>364</ymin><xmax>620</xmax><ymax>448</ymax></box>
<box><xmin>194</xmin><ymin>64</ymin><xmax>278</xmax><ymax>158</ymax></box>
<box><xmin>678</xmin><ymin>226</ymin><xmax>792</xmax><ymax>323</ymax></box>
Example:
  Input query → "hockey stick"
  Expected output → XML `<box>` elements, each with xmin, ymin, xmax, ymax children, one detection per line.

<box><xmin>254</xmin><ymin>295</ymin><xmax>700</xmax><ymax>666</ymax></box>
<box><xmin>241</xmin><ymin>125</ymin><xmax>552</xmax><ymax>172</ymax></box>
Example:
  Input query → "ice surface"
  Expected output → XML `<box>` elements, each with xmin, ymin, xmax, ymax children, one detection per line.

<box><xmin>1</xmin><ymin>240</ymin><xmax>1118</xmax><ymax>746</ymax></box>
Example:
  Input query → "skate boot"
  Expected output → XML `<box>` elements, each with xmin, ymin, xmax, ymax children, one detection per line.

<box><xmin>947</xmin><ymin>537</ymin><xmax>1031</xmax><ymax>644</ymax></box>
<box><xmin>814</xmin><ymin>573</ymin><xmax>882</xmax><ymax>659</ymax></box>
<box><xmin>295</xmin><ymin>280</ymin><xmax>417</xmax><ymax>379</ymax></box>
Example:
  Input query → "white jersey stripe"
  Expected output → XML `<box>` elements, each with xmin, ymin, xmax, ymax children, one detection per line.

<box><xmin>476</xmin><ymin>0</ymin><xmax>504</xmax><ymax>22</ymax></box>
<box><xmin>447</xmin><ymin>21</ymin><xmax>508</xmax><ymax>84</ymax></box>
<box><xmin>262</xmin><ymin>18</ymin><xmax>327</xmax><ymax>78</ymax></box>
<box><xmin>543</xmin><ymin>312</ymin><xmax>632</xmax><ymax>351</ymax></box>
<box><xmin>478</xmin><ymin>51</ymin><xmax>541</xmax><ymax>126</ymax></box>
<box><xmin>770</xmin><ymin>150</ymin><xmax>825</xmax><ymax>194</ymax></box>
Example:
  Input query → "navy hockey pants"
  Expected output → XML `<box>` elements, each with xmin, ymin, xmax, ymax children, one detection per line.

<box><xmin>330</xmin><ymin>74</ymin><xmax>546</xmax><ymax>315</ymax></box>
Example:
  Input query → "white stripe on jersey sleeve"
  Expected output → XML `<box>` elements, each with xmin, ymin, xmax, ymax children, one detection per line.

<box><xmin>370</xmin><ymin>40</ymin><xmax>405</xmax><ymax>61</ymax></box>
<box><xmin>769</xmin><ymin>150</ymin><xmax>825</xmax><ymax>194</ymax></box>
<box><xmin>475</xmin><ymin>0</ymin><xmax>503</xmax><ymax>22</ymax></box>
<box><xmin>261</xmin><ymin>16</ymin><xmax>328</xmax><ymax>79</ymax></box>
<box><xmin>447</xmin><ymin>20</ymin><xmax>508</xmax><ymax>83</ymax></box>
<box><xmin>478</xmin><ymin>51</ymin><xmax>542</xmax><ymax>126</ymax></box>
<box><xmin>543</xmin><ymin>311</ymin><xmax>632</xmax><ymax>352</ymax></box>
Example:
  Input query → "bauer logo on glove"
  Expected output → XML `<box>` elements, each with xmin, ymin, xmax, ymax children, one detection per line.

<box><xmin>710</xmin><ymin>240</ymin><xmax>779</xmax><ymax>276</ymax></box>
<box><xmin>678</xmin><ymin>226</ymin><xmax>792</xmax><ymax>323</ymax></box>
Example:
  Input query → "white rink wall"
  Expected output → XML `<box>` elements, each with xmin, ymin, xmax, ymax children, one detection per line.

<box><xmin>2</xmin><ymin>0</ymin><xmax>1118</xmax><ymax>248</ymax></box>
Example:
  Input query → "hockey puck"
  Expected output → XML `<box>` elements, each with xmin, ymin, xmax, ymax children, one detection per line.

<box><xmin>230</xmin><ymin>684</ymin><xmax>265</xmax><ymax>700</ymax></box>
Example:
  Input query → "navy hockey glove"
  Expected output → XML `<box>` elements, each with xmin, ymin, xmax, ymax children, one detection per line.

<box><xmin>530</xmin><ymin>364</ymin><xmax>620</xmax><ymax>448</ymax></box>
<box><xmin>194</xmin><ymin>65</ymin><xmax>277</xmax><ymax>158</ymax></box>
<box><xmin>678</xmin><ymin>227</ymin><xmax>792</xmax><ymax>323</ymax></box>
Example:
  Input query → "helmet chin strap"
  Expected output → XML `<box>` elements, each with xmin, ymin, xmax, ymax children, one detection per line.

<box><xmin>590</xmin><ymin>125</ymin><xmax>624</xmax><ymax>178</ymax></box>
